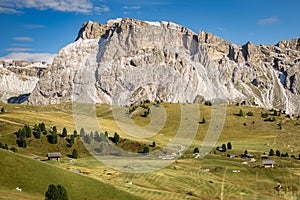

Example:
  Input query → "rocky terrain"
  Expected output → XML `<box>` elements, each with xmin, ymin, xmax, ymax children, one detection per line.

<box><xmin>20</xmin><ymin>18</ymin><xmax>300</xmax><ymax>113</ymax></box>
<box><xmin>0</xmin><ymin>60</ymin><xmax>49</xmax><ymax>103</ymax></box>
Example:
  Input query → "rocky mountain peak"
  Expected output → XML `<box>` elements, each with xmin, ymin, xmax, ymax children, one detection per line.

<box><xmin>24</xmin><ymin>18</ymin><xmax>300</xmax><ymax>114</ymax></box>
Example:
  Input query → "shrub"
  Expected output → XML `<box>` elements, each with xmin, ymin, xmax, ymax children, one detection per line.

<box><xmin>204</xmin><ymin>101</ymin><xmax>212</xmax><ymax>106</ymax></box>
<box><xmin>193</xmin><ymin>147</ymin><xmax>199</xmax><ymax>153</ymax></box>
<box><xmin>246</xmin><ymin>111</ymin><xmax>254</xmax><ymax>116</ymax></box>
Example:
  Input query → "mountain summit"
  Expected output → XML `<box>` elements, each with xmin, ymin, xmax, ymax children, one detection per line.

<box><xmin>25</xmin><ymin>18</ymin><xmax>299</xmax><ymax>113</ymax></box>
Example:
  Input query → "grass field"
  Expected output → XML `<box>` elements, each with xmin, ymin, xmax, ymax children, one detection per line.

<box><xmin>0</xmin><ymin>150</ymin><xmax>144</xmax><ymax>200</ymax></box>
<box><xmin>0</xmin><ymin>102</ymin><xmax>300</xmax><ymax>199</ymax></box>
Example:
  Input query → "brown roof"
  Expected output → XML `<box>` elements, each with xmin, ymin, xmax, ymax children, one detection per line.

<box><xmin>47</xmin><ymin>152</ymin><xmax>61</xmax><ymax>158</ymax></box>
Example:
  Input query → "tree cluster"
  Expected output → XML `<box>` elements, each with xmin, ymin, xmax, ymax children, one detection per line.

<box><xmin>268</xmin><ymin>149</ymin><xmax>289</xmax><ymax>157</ymax></box>
<box><xmin>45</xmin><ymin>184</ymin><xmax>68</xmax><ymax>200</ymax></box>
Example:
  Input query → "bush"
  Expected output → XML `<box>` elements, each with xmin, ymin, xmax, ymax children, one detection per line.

<box><xmin>193</xmin><ymin>147</ymin><xmax>199</xmax><ymax>153</ymax></box>
<box><xmin>264</xmin><ymin>117</ymin><xmax>276</xmax><ymax>122</ymax></box>
<box><xmin>10</xmin><ymin>147</ymin><xmax>17</xmax><ymax>152</ymax></box>
<box><xmin>238</xmin><ymin>109</ymin><xmax>244</xmax><ymax>116</ymax></box>
<box><xmin>261</xmin><ymin>113</ymin><xmax>269</xmax><ymax>118</ymax></box>
<box><xmin>204</xmin><ymin>101</ymin><xmax>212</xmax><ymax>106</ymax></box>
<box><xmin>246</xmin><ymin>112</ymin><xmax>254</xmax><ymax>116</ymax></box>
<box><xmin>17</xmin><ymin>138</ymin><xmax>27</xmax><ymax>148</ymax></box>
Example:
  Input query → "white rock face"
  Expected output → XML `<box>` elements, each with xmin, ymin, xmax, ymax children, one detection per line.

<box><xmin>27</xmin><ymin>18</ymin><xmax>300</xmax><ymax>114</ymax></box>
<box><xmin>0</xmin><ymin>61</ymin><xmax>48</xmax><ymax>103</ymax></box>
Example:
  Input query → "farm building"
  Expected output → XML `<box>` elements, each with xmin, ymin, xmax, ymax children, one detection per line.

<box><xmin>263</xmin><ymin>160</ymin><xmax>275</xmax><ymax>168</ymax></box>
<box><xmin>47</xmin><ymin>152</ymin><xmax>61</xmax><ymax>161</ymax></box>
<box><xmin>261</xmin><ymin>155</ymin><xmax>268</xmax><ymax>160</ymax></box>
<box><xmin>242</xmin><ymin>153</ymin><xmax>254</xmax><ymax>159</ymax></box>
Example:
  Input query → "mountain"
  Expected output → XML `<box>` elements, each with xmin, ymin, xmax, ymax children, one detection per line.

<box><xmin>0</xmin><ymin>60</ymin><xmax>49</xmax><ymax>103</ymax></box>
<box><xmin>23</xmin><ymin>18</ymin><xmax>300</xmax><ymax>114</ymax></box>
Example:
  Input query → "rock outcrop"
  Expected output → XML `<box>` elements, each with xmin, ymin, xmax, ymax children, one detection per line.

<box><xmin>27</xmin><ymin>18</ymin><xmax>300</xmax><ymax>114</ymax></box>
<box><xmin>0</xmin><ymin>60</ymin><xmax>49</xmax><ymax>103</ymax></box>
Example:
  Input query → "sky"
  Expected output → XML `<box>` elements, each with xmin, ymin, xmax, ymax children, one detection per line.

<box><xmin>0</xmin><ymin>0</ymin><xmax>299</xmax><ymax>61</ymax></box>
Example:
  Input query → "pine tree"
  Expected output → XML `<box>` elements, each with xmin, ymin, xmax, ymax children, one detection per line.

<box><xmin>45</xmin><ymin>184</ymin><xmax>58</xmax><ymax>200</ymax></box>
<box><xmin>221</xmin><ymin>143</ymin><xmax>227</xmax><ymax>152</ymax></box>
<box><xmin>276</xmin><ymin>150</ymin><xmax>281</xmax><ymax>157</ymax></box>
<box><xmin>269</xmin><ymin>149</ymin><xmax>274</xmax><ymax>156</ymax></box>
<box><xmin>94</xmin><ymin>131</ymin><xmax>101</xmax><ymax>142</ymax></box>
<box><xmin>62</xmin><ymin>127</ymin><xmax>67</xmax><ymax>137</ymax></box>
<box><xmin>24</xmin><ymin>124</ymin><xmax>32</xmax><ymax>138</ymax></box>
<box><xmin>152</xmin><ymin>141</ymin><xmax>156</xmax><ymax>147</ymax></box>
<box><xmin>227</xmin><ymin>142</ymin><xmax>232</xmax><ymax>150</ymax></box>
<box><xmin>143</xmin><ymin>146</ymin><xmax>150</xmax><ymax>154</ymax></box>
<box><xmin>80</xmin><ymin>128</ymin><xmax>85</xmax><ymax>137</ymax></box>
<box><xmin>51</xmin><ymin>132</ymin><xmax>58</xmax><ymax>144</ymax></box>
<box><xmin>39</xmin><ymin>122</ymin><xmax>46</xmax><ymax>132</ymax></box>
<box><xmin>72</xmin><ymin>149</ymin><xmax>78</xmax><ymax>159</ymax></box>
<box><xmin>69</xmin><ymin>135</ymin><xmax>75</xmax><ymax>147</ymax></box>
<box><xmin>34</xmin><ymin>127</ymin><xmax>41</xmax><ymax>139</ymax></box>
<box><xmin>113</xmin><ymin>132</ymin><xmax>120</xmax><ymax>144</ymax></box>
<box><xmin>73</xmin><ymin>130</ymin><xmax>77</xmax><ymax>137</ymax></box>
<box><xmin>57</xmin><ymin>185</ymin><xmax>68</xmax><ymax>200</ymax></box>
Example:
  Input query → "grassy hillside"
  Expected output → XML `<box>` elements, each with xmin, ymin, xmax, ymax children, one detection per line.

<box><xmin>0</xmin><ymin>149</ymin><xmax>144</xmax><ymax>200</ymax></box>
<box><xmin>0</xmin><ymin>102</ymin><xmax>300</xmax><ymax>199</ymax></box>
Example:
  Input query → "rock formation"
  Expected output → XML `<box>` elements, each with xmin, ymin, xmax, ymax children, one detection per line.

<box><xmin>0</xmin><ymin>60</ymin><xmax>49</xmax><ymax>103</ymax></box>
<box><xmin>26</xmin><ymin>18</ymin><xmax>300</xmax><ymax>114</ymax></box>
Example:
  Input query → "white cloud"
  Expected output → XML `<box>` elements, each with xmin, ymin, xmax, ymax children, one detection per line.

<box><xmin>123</xmin><ymin>5</ymin><xmax>141</xmax><ymax>10</ymax></box>
<box><xmin>0</xmin><ymin>6</ymin><xmax>23</xmax><ymax>14</ymax></box>
<box><xmin>102</xmin><ymin>5</ymin><xmax>109</xmax><ymax>12</ymax></box>
<box><xmin>12</xmin><ymin>37</ymin><xmax>33</xmax><ymax>42</ymax></box>
<box><xmin>1</xmin><ymin>52</ymin><xmax>57</xmax><ymax>63</ymax></box>
<box><xmin>0</xmin><ymin>0</ymin><xmax>109</xmax><ymax>14</ymax></box>
<box><xmin>23</xmin><ymin>24</ymin><xmax>45</xmax><ymax>29</ymax></box>
<box><xmin>94</xmin><ymin>5</ymin><xmax>110</xmax><ymax>14</ymax></box>
<box><xmin>5</xmin><ymin>48</ymin><xmax>33</xmax><ymax>52</ymax></box>
<box><xmin>257</xmin><ymin>17</ymin><xmax>278</xmax><ymax>25</ymax></box>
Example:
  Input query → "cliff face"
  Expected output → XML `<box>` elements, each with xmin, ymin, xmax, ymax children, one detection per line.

<box><xmin>0</xmin><ymin>60</ymin><xmax>49</xmax><ymax>103</ymax></box>
<box><xmin>27</xmin><ymin>18</ymin><xmax>300</xmax><ymax>114</ymax></box>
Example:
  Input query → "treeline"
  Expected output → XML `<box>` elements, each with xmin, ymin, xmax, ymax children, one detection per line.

<box><xmin>15</xmin><ymin>123</ymin><xmax>78</xmax><ymax>147</ymax></box>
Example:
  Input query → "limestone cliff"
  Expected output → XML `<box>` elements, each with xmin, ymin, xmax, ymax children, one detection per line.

<box><xmin>27</xmin><ymin>18</ymin><xmax>300</xmax><ymax>114</ymax></box>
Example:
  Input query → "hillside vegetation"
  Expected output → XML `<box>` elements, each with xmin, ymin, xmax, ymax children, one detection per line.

<box><xmin>0</xmin><ymin>102</ymin><xmax>299</xmax><ymax>199</ymax></box>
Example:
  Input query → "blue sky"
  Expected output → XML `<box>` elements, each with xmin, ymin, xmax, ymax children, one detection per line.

<box><xmin>0</xmin><ymin>0</ymin><xmax>299</xmax><ymax>60</ymax></box>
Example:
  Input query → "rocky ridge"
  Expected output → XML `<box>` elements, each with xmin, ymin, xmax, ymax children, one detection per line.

<box><xmin>0</xmin><ymin>60</ymin><xmax>49</xmax><ymax>103</ymax></box>
<box><xmin>26</xmin><ymin>18</ymin><xmax>300</xmax><ymax>114</ymax></box>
